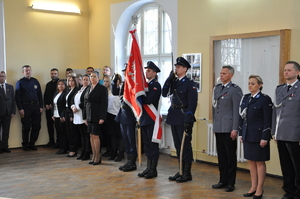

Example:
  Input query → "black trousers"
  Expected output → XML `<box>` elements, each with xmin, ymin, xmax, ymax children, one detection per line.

<box><xmin>65</xmin><ymin>113</ymin><xmax>79</xmax><ymax>153</ymax></box>
<box><xmin>45</xmin><ymin>109</ymin><xmax>55</xmax><ymax>143</ymax></box>
<box><xmin>215</xmin><ymin>132</ymin><xmax>237</xmax><ymax>186</ymax></box>
<box><xmin>107</xmin><ymin>113</ymin><xmax>124</xmax><ymax>156</ymax></box>
<box><xmin>171</xmin><ymin>125</ymin><xmax>193</xmax><ymax>163</ymax></box>
<box><xmin>141</xmin><ymin>124</ymin><xmax>159</xmax><ymax>162</ymax></box>
<box><xmin>0</xmin><ymin>114</ymin><xmax>12</xmax><ymax>149</ymax></box>
<box><xmin>277</xmin><ymin>140</ymin><xmax>300</xmax><ymax>198</ymax></box>
<box><xmin>54</xmin><ymin>118</ymin><xmax>68</xmax><ymax>151</ymax></box>
<box><xmin>76</xmin><ymin>123</ymin><xmax>91</xmax><ymax>152</ymax></box>
<box><xmin>120</xmin><ymin>123</ymin><xmax>137</xmax><ymax>157</ymax></box>
<box><xmin>21</xmin><ymin>104</ymin><xmax>41</xmax><ymax>146</ymax></box>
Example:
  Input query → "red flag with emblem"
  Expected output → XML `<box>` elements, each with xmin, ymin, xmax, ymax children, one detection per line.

<box><xmin>123</xmin><ymin>28</ymin><xmax>148</xmax><ymax>121</ymax></box>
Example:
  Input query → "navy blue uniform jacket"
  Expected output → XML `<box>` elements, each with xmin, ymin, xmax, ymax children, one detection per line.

<box><xmin>162</xmin><ymin>76</ymin><xmax>198</xmax><ymax>125</ymax></box>
<box><xmin>114</xmin><ymin>82</ymin><xmax>136</xmax><ymax>125</ymax></box>
<box><xmin>140</xmin><ymin>79</ymin><xmax>161</xmax><ymax>126</ymax></box>
<box><xmin>239</xmin><ymin>92</ymin><xmax>273</xmax><ymax>142</ymax></box>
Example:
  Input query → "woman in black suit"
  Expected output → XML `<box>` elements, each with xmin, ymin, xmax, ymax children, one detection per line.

<box><xmin>239</xmin><ymin>75</ymin><xmax>272</xmax><ymax>199</ymax></box>
<box><xmin>83</xmin><ymin>71</ymin><xmax>108</xmax><ymax>165</ymax></box>
<box><xmin>65</xmin><ymin>75</ymin><xmax>79</xmax><ymax>157</ymax></box>
<box><xmin>71</xmin><ymin>74</ymin><xmax>91</xmax><ymax>160</ymax></box>
<box><xmin>52</xmin><ymin>80</ymin><xmax>68</xmax><ymax>154</ymax></box>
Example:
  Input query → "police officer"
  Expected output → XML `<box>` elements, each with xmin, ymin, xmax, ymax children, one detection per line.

<box><xmin>212</xmin><ymin>65</ymin><xmax>243</xmax><ymax>192</ymax></box>
<box><xmin>162</xmin><ymin>57</ymin><xmax>198</xmax><ymax>183</ymax></box>
<box><xmin>15</xmin><ymin>65</ymin><xmax>43</xmax><ymax>151</ymax></box>
<box><xmin>272</xmin><ymin>61</ymin><xmax>300</xmax><ymax>199</ymax></box>
<box><xmin>113</xmin><ymin>63</ymin><xmax>137</xmax><ymax>172</ymax></box>
<box><xmin>138</xmin><ymin>61</ymin><xmax>161</xmax><ymax>179</ymax></box>
<box><xmin>44</xmin><ymin>68</ymin><xmax>59</xmax><ymax>147</ymax></box>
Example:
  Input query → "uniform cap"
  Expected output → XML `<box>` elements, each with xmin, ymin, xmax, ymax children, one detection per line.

<box><xmin>144</xmin><ymin>61</ymin><xmax>160</xmax><ymax>73</ymax></box>
<box><xmin>174</xmin><ymin>57</ymin><xmax>191</xmax><ymax>69</ymax></box>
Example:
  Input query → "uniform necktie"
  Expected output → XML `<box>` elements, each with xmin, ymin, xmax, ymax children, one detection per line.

<box><xmin>221</xmin><ymin>85</ymin><xmax>225</xmax><ymax>90</ymax></box>
<box><xmin>0</xmin><ymin>84</ymin><xmax>5</xmax><ymax>97</ymax></box>
<box><xmin>287</xmin><ymin>85</ymin><xmax>292</xmax><ymax>92</ymax></box>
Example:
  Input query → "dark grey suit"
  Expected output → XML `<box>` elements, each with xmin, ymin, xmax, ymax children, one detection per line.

<box><xmin>272</xmin><ymin>81</ymin><xmax>300</xmax><ymax>198</ymax></box>
<box><xmin>0</xmin><ymin>83</ymin><xmax>16</xmax><ymax>150</ymax></box>
<box><xmin>212</xmin><ymin>81</ymin><xmax>243</xmax><ymax>186</ymax></box>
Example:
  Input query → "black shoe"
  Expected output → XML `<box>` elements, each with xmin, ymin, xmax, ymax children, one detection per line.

<box><xmin>212</xmin><ymin>182</ymin><xmax>227</xmax><ymax>189</ymax></box>
<box><xmin>89</xmin><ymin>161</ymin><xmax>94</xmax><ymax>165</ymax></box>
<box><xmin>2</xmin><ymin>148</ymin><xmax>11</xmax><ymax>153</ymax></box>
<box><xmin>225</xmin><ymin>185</ymin><xmax>235</xmax><ymax>192</ymax></box>
<box><xmin>45</xmin><ymin>141</ymin><xmax>55</xmax><ymax>147</ymax></box>
<box><xmin>122</xmin><ymin>163</ymin><xmax>137</xmax><ymax>172</ymax></box>
<box><xmin>77</xmin><ymin>151</ymin><xmax>85</xmax><ymax>160</ymax></box>
<box><xmin>253</xmin><ymin>191</ymin><xmax>263</xmax><ymax>199</ymax></box>
<box><xmin>58</xmin><ymin>150</ymin><xmax>67</xmax><ymax>154</ymax></box>
<box><xmin>243</xmin><ymin>191</ymin><xmax>256</xmax><ymax>197</ymax></box>
<box><xmin>108</xmin><ymin>153</ymin><xmax>118</xmax><ymax>160</ymax></box>
<box><xmin>169</xmin><ymin>172</ymin><xmax>181</xmax><ymax>181</ymax></box>
<box><xmin>23</xmin><ymin>146</ymin><xmax>30</xmax><ymax>151</ymax></box>
<box><xmin>144</xmin><ymin>169</ymin><xmax>157</xmax><ymax>179</ymax></box>
<box><xmin>29</xmin><ymin>146</ymin><xmax>37</xmax><ymax>151</ymax></box>
<box><xmin>93</xmin><ymin>159</ymin><xmax>101</xmax><ymax>165</ymax></box>
<box><xmin>138</xmin><ymin>168</ymin><xmax>150</xmax><ymax>177</ymax></box>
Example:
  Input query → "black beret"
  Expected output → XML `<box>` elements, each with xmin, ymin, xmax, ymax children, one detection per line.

<box><xmin>122</xmin><ymin>63</ymin><xmax>128</xmax><ymax>71</ymax></box>
<box><xmin>174</xmin><ymin>57</ymin><xmax>191</xmax><ymax>69</ymax></box>
<box><xmin>144</xmin><ymin>61</ymin><xmax>161</xmax><ymax>73</ymax></box>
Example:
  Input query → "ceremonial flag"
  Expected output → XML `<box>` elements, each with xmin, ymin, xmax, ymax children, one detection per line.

<box><xmin>123</xmin><ymin>28</ymin><xmax>148</xmax><ymax>121</ymax></box>
<box><xmin>123</xmin><ymin>27</ymin><xmax>162</xmax><ymax>143</ymax></box>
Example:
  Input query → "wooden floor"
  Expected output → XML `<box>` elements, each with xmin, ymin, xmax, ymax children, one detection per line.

<box><xmin>0</xmin><ymin>147</ymin><xmax>284</xmax><ymax>199</ymax></box>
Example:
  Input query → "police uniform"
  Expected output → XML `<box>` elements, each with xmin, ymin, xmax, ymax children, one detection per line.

<box><xmin>162</xmin><ymin>57</ymin><xmax>198</xmax><ymax>183</ymax></box>
<box><xmin>239</xmin><ymin>92</ymin><xmax>272</xmax><ymax>161</ymax></box>
<box><xmin>114</xmin><ymin>80</ymin><xmax>137</xmax><ymax>172</ymax></box>
<box><xmin>272</xmin><ymin>81</ymin><xmax>300</xmax><ymax>199</ymax></box>
<box><xmin>212</xmin><ymin>81</ymin><xmax>243</xmax><ymax>190</ymax></box>
<box><xmin>138</xmin><ymin>61</ymin><xmax>162</xmax><ymax>179</ymax></box>
<box><xmin>15</xmin><ymin>76</ymin><xmax>43</xmax><ymax>151</ymax></box>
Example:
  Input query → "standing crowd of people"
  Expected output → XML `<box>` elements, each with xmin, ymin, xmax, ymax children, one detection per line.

<box><xmin>0</xmin><ymin>58</ymin><xmax>299</xmax><ymax>199</ymax></box>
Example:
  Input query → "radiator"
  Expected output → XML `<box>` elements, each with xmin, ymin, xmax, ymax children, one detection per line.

<box><xmin>206</xmin><ymin>123</ymin><xmax>247</xmax><ymax>163</ymax></box>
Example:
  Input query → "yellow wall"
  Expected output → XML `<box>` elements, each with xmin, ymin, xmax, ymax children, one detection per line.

<box><xmin>4</xmin><ymin>0</ymin><xmax>89</xmax><ymax>147</ymax></box>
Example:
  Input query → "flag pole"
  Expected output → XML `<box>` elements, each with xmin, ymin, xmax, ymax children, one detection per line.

<box><xmin>131</xmin><ymin>15</ymin><xmax>142</xmax><ymax>167</ymax></box>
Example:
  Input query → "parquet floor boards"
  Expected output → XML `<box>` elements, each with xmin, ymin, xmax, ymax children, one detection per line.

<box><xmin>0</xmin><ymin>147</ymin><xmax>284</xmax><ymax>199</ymax></box>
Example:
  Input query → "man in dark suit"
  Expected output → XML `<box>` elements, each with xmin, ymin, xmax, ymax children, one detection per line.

<box><xmin>162</xmin><ymin>57</ymin><xmax>198</xmax><ymax>183</ymax></box>
<box><xmin>138</xmin><ymin>61</ymin><xmax>161</xmax><ymax>179</ymax></box>
<box><xmin>272</xmin><ymin>61</ymin><xmax>300</xmax><ymax>199</ymax></box>
<box><xmin>0</xmin><ymin>71</ymin><xmax>16</xmax><ymax>153</ymax></box>
<box><xmin>44</xmin><ymin>68</ymin><xmax>59</xmax><ymax>147</ymax></box>
<box><xmin>212</xmin><ymin>65</ymin><xmax>243</xmax><ymax>192</ymax></box>
<box><xmin>15</xmin><ymin>65</ymin><xmax>43</xmax><ymax>151</ymax></box>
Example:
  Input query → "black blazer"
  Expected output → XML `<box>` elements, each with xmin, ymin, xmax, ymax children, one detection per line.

<box><xmin>65</xmin><ymin>87</ymin><xmax>79</xmax><ymax>118</ymax></box>
<box><xmin>0</xmin><ymin>83</ymin><xmax>16</xmax><ymax>117</ymax></box>
<box><xmin>83</xmin><ymin>83</ymin><xmax>108</xmax><ymax>123</ymax></box>
<box><xmin>52</xmin><ymin>91</ymin><xmax>67</xmax><ymax>118</ymax></box>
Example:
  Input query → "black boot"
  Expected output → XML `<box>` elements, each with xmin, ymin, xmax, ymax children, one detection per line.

<box><xmin>122</xmin><ymin>155</ymin><xmax>137</xmax><ymax>172</ymax></box>
<box><xmin>144</xmin><ymin>160</ymin><xmax>158</xmax><ymax>179</ymax></box>
<box><xmin>138</xmin><ymin>158</ymin><xmax>151</xmax><ymax>177</ymax></box>
<box><xmin>119</xmin><ymin>155</ymin><xmax>130</xmax><ymax>170</ymax></box>
<box><xmin>168</xmin><ymin>161</ymin><xmax>184</xmax><ymax>181</ymax></box>
<box><xmin>77</xmin><ymin>150</ymin><xmax>85</xmax><ymax>160</ymax></box>
<box><xmin>81</xmin><ymin>150</ymin><xmax>91</xmax><ymax>161</ymax></box>
<box><xmin>176</xmin><ymin>162</ymin><xmax>192</xmax><ymax>183</ymax></box>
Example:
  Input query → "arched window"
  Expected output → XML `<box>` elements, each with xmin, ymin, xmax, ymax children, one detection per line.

<box><xmin>126</xmin><ymin>3</ymin><xmax>172</xmax><ymax>113</ymax></box>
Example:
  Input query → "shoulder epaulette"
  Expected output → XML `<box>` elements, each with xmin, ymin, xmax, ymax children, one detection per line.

<box><xmin>231</xmin><ymin>83</ymin><xmax>238</xmax><ymax>88</ymax></box>
<box><xmin>216</xmin><ymin>83</ymin><xmax>222</xmax><ymax>87</ymax></box>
